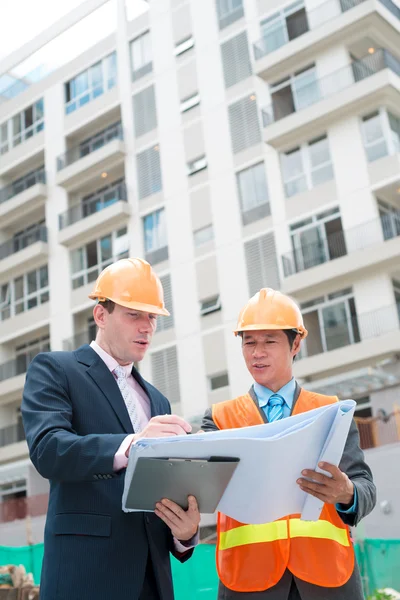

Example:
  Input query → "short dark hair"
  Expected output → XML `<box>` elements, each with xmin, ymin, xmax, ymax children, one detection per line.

<box><xmin>98</xmin><ymin>300</ymin><xmax>115</xmax><ymax>314</ymax></box>
<box><xmin>283</xmin><ymin>329</ymin><xmax>298</xmax><ymax>349</ymax></box>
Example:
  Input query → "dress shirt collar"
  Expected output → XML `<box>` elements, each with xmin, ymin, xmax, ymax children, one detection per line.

<box><xmin>253</xmin><ymin>377</ymin><xmax>296</xmax><ymax>411</ymax></box>
<box><xmin>90</xmin><ymin>341</ymin><xmax>133</xmax><ymax>377</ymax></box>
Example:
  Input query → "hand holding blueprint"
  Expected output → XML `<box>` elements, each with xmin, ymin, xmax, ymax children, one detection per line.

<box><xmin>122</xmin><ymin>400</ymin><xmax>356</xmax><ymax>523</ymax></box>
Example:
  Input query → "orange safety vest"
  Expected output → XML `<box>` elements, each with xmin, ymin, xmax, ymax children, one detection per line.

<box><xmin>212</xmin><ymin>388</ymin><xmax>354</xmax><ymax>593</ymax></box>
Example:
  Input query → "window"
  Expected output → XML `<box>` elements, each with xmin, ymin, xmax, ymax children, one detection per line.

<box><xmin>200</xmin><ymin>295</ymin><xmax>221</xmax><ymax>316</ymax></box>
<box><xmin>209</xmin><ymin>372</ymin><xmax>229</xmax><ymax>390</ymax></box>
<box><xmin>216</xmin><ymin>0</ymin><xmax>244</xmax><ymax>30</ymax></box>
<box><xmin>0</xmin><ymin>99</ymin><xmax>44</xmax><ymax>155</ymax></box>
<box><xmin>175</xmin><ymin>36</ymin><xmax>195</xmax><ymax>56</ymax></box>
<box><xmin>237</xmin><ymin>162</ymin><xmax>270</xmax><ymax>224</ymax></box>
<box><xmin>284</xmin><ymin>208</ymin><xmax>346</xmax><ymax>276</ymax></box>
<box><xmin>65</xmin><ymin>52</ymin><xmax>116</xmax><ymax>114</ymax></box>
<box><xmin>221</xmin><ymin>31</ymin><xmax>251</xmax><ymax>89</ymax></box>
<box><xmin>194</xmin><ymin>225</ymin><xmax>214</xmax><ymax>247</ymax></box>
<box><xmin>60</xmin><ymin>179</ymin><xmax>126</xmax><ymax>229</ymax></box>
<box><xmin>300</xmin><ymin>289</ymin><xmax>360</xmax><ymax>357</ymax></box>
<box><xmin>15</xmin><ymin>336</ymin><xmax>50</xmax><ymax>376</ymax></box>
<box><xmin>258</xmin><ymin>1</ymin><xmax>308</xmax><ymax>57</ymax></box>
<box><xmin>151</xmin><ymin>346</ymin><xmax>181</xmax><ymax>404</ymax></box>
<box><xmin>187</xmin><ymin>155</ymin><xmax>207</xmax><ymax>176</ymax></box>
<box><xmin>245</xmin><ymin>232</ymin><xmax>280</xmax><ymax>296</ymax></box>
<box><xmin>281</xmin><ymin>135</ymin><xmax>333</xmax><ymax>197</ymax></box>
<box><xmin>180</xmin><ymin>92</ymin><xmax>200</xmax><ymax>113</ymax></box>
<box><xmin>157</xmin><ymin>274</ymin><xmax>174</xmax><ymax>332</ymax></box>
<box><xmin>133</xmin><ymin>86</ymin><xmax>157</xmax><ymax>137</ymax></box>
<box><xmin>143</xmin><ymin>209</ymin><xmax>168</xmax><ymax>264</ymax></box>
<box><xmin>0</xmin><ymin>266</ymin><xmax>49</xmax><ymax>322</ymax></box>
<box><xmin>11</xmin><ymin>220</ymin><xmax>46</xmax><ymax>255</ymax></box>
<box><xmin>70</xmin><ymin>228</ymin><xmax>128</xmax><ymax>289</ymax></box>
<box><xmin>361</xmin><ymin>109</ymin><xmax>400</xmax><ymax>162</ymax></box>
<box><xmin>136</xmin><ymin>145</ymin><xmax>162</xmax><ymax>199</ymax></box>
<box><xmin>393</xmin><ymin>280</ymin><xmax>400</xmax><ymax>324</ymax></box>
<box><xmin>267</xmin><ymin>65</ymin><xmax>319</xmax><ymax>123</ymax></box>
<box><xmin>228</xmin><ymin>94</ymin><xmax>261</xmax><ymax>154</ymax></box>
<box><xmin>378</xmin><ymin>199</ymin><xmax>400</xmax><ymax>241</ymax></box>
<box><xmin>131</xmin><ymin>31</ymin><xmax>152</xmax><ymax>81</ymax></box>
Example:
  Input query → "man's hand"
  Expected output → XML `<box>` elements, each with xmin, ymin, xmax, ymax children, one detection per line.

<box><xmin>125</xmin><ymin>415</ymin><xmax>191</xmax><ymax>457</ymax></box>
<box><xmin>297</xmin><ymin>462</ymin><xmax>354</xmax><ymax>506</ymax></box>
<box><xmin>155</xmin><ymin>496</ymin><xmax>200</xmax><ymax>541</ymax></box>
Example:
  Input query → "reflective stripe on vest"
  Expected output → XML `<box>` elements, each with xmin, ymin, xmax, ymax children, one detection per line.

<box><xmin>220</xmin><ymin>518</ymin><xmax>350</xmax><ymax>551</ymax></box>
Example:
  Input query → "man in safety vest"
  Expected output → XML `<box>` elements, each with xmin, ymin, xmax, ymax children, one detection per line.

<box><xmin>201</xmin><ymin>288</ymin><xmax>376</xmax><ymax>600</ymax></box>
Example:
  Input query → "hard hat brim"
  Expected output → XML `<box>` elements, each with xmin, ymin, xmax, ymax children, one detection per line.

<box><xmin>234</xmin><ymin>323</ymin><xmax>308</xmax><ymax>338</ymax></box>
<box><xmin>89</xmin><ymin>294</ymin><xmax>170</xmax><ymax>317</ymax></box>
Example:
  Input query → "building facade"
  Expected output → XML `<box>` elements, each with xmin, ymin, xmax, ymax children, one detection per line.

<box><xmin>0</xmin><ymin>0</ymin><xmax>400</xmax><ymax>544</ymax></box>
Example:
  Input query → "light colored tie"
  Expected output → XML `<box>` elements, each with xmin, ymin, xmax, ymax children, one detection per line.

<box><xmin>267</xmin><ymin>394</ymin><xmax>285</xmax><ymax>422</ymax></box>
<box><xmin>114</xmin><ymin>365</ymin><xmax>142</xmax><ymax>433</ymax></box>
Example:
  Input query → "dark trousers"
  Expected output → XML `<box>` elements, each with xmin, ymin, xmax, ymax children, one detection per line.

<box><xmin>139</xmin><ymin>555</ymin><xmax>160</xmax><ymax>600</ymax></box>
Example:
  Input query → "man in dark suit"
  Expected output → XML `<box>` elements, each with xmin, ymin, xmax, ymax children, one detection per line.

<box><xmin>201</xmin><ymin>288</ymin><xmax>376</xmax><ymax>600</ymax></box>
<box><xmin>22</xmin><ymin>258</ymin><xmax>200</xmax><ymax>600</ymax></box>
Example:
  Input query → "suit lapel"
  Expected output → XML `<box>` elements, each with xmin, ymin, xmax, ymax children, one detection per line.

<box><xmin>75</xmin><ymin>345</ymin><xmax>133</xmax><ymax>434</ymax></box>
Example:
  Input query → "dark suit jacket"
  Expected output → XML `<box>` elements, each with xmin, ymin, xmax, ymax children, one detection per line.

<box><xmin>22</xmin><ymin>344</ymin><xmax>193</xmax><ymax>600</ymax></box>
<box><xmin>201</xmin><ymin>384</ymin><xmax>376</xmax><ymax>600</ymax></box>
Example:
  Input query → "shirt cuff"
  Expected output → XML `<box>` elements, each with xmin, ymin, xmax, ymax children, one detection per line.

<box><xmin>336</xmin><ymin>485</ymin><xmax>358</xmax><ymax>514</ymax></box>
<box><xmin>113</xmin><ymin>434</ymin><xmax>135</xmax><ymax>471</ymax></box>
<box><xmin>173</xmin><ymin>529</ymin><xmax>200</xmax><ymax>553</ymax></box>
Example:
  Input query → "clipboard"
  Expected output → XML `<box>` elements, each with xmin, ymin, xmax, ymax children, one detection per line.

<box><xmin>124</xmin><ymin>456</ymin><xmax>240</xmax><ymax>513</ymax></box>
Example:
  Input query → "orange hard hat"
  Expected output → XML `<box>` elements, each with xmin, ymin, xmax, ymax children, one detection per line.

<box><xmin>89</xmin><ymin>257</ymin><xmax>170</xmax><ymax>316</ymax></box>
<box><xmin>234</xmin><ymin>288</ymin><xmax>307</xmax><ymax>338</ymax></box>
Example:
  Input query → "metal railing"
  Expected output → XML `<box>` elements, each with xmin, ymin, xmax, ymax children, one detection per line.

<box><xmin>62</xmin><ymin>330</ymin><xmax>93</xmax><ymax>351</ymax></box>
<box><xmin>254</xmin><ymin>0</ymin><xmax>400</xmax><ymax>61</ymax></box>
<box><xmin>355</xmin><ymin>405</ymin><xmax>400</xmax><ymax>450</ymax></box>
<box><xmin>0</xmin><ymin>167</ymin><xmax>45</xmax><ymax>205</ymax></box>
<box><xmin>282</xmin><ymin>212</ymin><xmax>400</xmax><ymax>277</ymax></box>
<box><xmin>0</xmin><ymin>422</ymin><xmax>25</xmax><ymax>448</ymax></box>
<box><xmin>262</xmin><ymin>49</ymin><xmax>400</xmax><ymax>126</ymax></box>
<box><xmin>301</xmin><ymin>302</ymin><xmax>400</xmax><ymax>358</ymax></box>
<box><xmin>0</xmin><ymin>225</ymin><xmax>47</xmax><ymax>261</ymax></box>
<box><xmin>58</xmin><ymin>181</ymin><xmax>127</xmax><ymax>230</ymax></box>
<box><xmin>0</xmin><ymin>348</ymin><xmax>48</xmax><ymax>383</ymax></box>
<box><xmin>56</xmin><ymin>122</ymin><xmax>123</xmax><ymax>170</ymax></box>
<box><xmin>0</xmin><ymin>493</ymin><xmax>49</xmax><ymax>523</ymax></box>
<box><xmin>218</xmin><ymin>5</ymin><xmax>244</xmax><ymax>30</ymax></box>
<box><xmin>254</xmin><ymin>0</ymin><xmax>364</xmax><ymax>60</ymax></box>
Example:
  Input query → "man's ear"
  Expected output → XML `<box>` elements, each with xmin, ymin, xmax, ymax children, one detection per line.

<box><xmin>292</xmin><ymin>334</ymin><xmax>302</xmax><ymax>358</ymax></box>
<box><xmin>93</xmin><ymin>304</ymin><xmax>106</xmax><ymax>330</ymax></box>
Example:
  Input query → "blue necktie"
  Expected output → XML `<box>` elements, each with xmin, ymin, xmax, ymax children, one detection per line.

<box><xmin>267</xmin><ymin>394</ymin><xmax>285</xmax><ymax>422</ymax></box>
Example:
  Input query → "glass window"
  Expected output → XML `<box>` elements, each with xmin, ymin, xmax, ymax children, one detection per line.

<box><xmin>143</xmin><ymin>209</ymin><xmax>167</xmax><ymax>253</ymax></box>
<box><xmin>131</xmin><ymin>31</ymin><xmax>152</xmax><ymax>73</ymax></box>
<box><xmin>281</xmin><ymin>148</ymin><xmax>307</xmax><ymax>197</ymax></box>
<box><xmin>14</xmin><ymin>277</ymin><xmax>24</xmax><ymax>300</ymax></box>
<box><xmin>309</xmin><ymin>136</ymin><xmax>334</xmax><ymax>187</ymax></box>
<box><xmin>281</xmin><ymin>135</ymin><xmax>333</xmax><ymax>197</ymax></box>
<box><xmin>194</xmin><ymin>225</ymin><xmax>214</xmax><ymax>247</ymax></box>
<box><xmin>39</xmin><ymin>265</ymin><xmax>48</xmax><ymax>288</ymax></box>
<box><xmin>71</xmin><ymin>248</ymin><xmax>85</xmax><ymax>274</ymax></box>
<box><xmin>106</xmin><ymin>52</ymin><xmax>117</xmax><ymax>89</ymax></box>
<box><xmin>86</xmin><ymin>241</ymin><xmax>98</xmax><ymax>269</ymax></box>
<box><xmin>361</xmin><ymin>112</ymin><xmax>388</xmax><ymax>162</ymax></box>
<box><xmin>27</xmin><ymin>270</ymin><xmax>38</xmax><ymax>294</ymax></box>
<box><xmin>293</xmin><ymin>66</ymin><xmax>319</xmax><ymax>110</ymax></box>
<box><xmin>237</xmin><ymin>162</ymin><xmax>269</xmax><ymax>212</ymax></box>
<box><xmin>100</xmin><ymin>235</ymin><xmax>112</xmax><ymax>263</ymax></box>
<box><xmin>12</xmin><ymin>114</ymin><xmax>22</xmax><ymax>145</ymax></box>
<box><xmin>90</xmin><ymin>62</ymin><xmax>103</xmax><ymax>99</ymax></box>
<box><xmin>388</xmin><ymin>112</ymin><xmax>400</xmax><ymax>152</ymax></box>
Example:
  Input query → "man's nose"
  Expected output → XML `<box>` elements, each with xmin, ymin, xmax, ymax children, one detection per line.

<box><xmin>252</xmin><ymin>345</ymin><xmax>266</xmax><ymax>358</ymax></box>
<box><xmin>138</xmin><ymin>316</ymin><xmax>153</xmax><ymax>332</ymax></box>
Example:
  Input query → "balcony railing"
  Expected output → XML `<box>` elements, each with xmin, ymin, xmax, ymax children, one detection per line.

<box><xmin>254</xmin><ymin>0</ymin><xmax>367</xmax><ymax>60</ymax></box>
<box><xmin>56</xmin><ymin>122</ymin><xmax>123</xmax><ymax>171</ymax></box>
<box><xmin>0</xmin><ymin>422</ymin><xmax>25</xmax><ymax>448</ymax></box>
<box><xmin>0</xmin><ymin>225</ymin><xmax>47</xmax><ymax>261</ymax></box>
<box><xmin>0</xmin><ymin>493</ymin><xmax>49</xmax><ymax>523</ymax></box>
<box><xmin>58</xmin><ymin>181</ymin><xmax>127</xmax><ymax>230</ymax></box>
<box><xmin>301</xmin><ymin>302</ymin><xmax>400</xmax><ymax>359</ymax></box>
<box><xmin>282</xmin><ymin>212</ymin><xmax>400</xmax><ymax>277</ymax></box>
<box><xmin>262</xmin><ymin>49</ymin><xmax>400</xmax><ymax>126</ymax></box>
<box><xmin>356</xmin><ymin>405</ymin><xmax>400</xmax><ymax>450</ymax></box>
<box><xmin>62</xmin><ymin>330</ymin><xmax>93</xmax><ymax>352</ymax></box>
<box><xmin>0</xmin><ymin>348</ymin><xmax>49</xmax><ymax>383</ymax></box>
<box><xmin>0</xmin><ymin>167</ymin><xmax>45</xmax><ymax>205</ymax></box>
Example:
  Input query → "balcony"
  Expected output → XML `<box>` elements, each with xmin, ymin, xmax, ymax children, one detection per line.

<box><xmin>0</xmin><ymin>169</ymin><xmax>46</xmax><ymax>228</ymax></box>
<box><xmin>254</xmin><ymin>0</ymin><xmax>400</xmax><ymax>82</ymax></box>
<box><xmin>0</xmin><ymin>226</ymin><xmax>48</xmax><ymax>279</ymax></box>
<box><xmin>261</xmin><ymin>49</ymin><xmax>400</xmax><ymax>148</ymax></box>
<box><xmin>281</xmin><ymin>213</ymin><xmax>400</xmax><ymax>295</ymax></box>
<box><xmin>0</xmin><ymin>422</ymin><xmax>25</xmax><ymax>448</ymax></box>
<box><xmin>56</xmin><ymin>123</ymin><xmax>125</xmax><ymax>191</ymax></box>
<box><xmin>62</xmin><ymin>330</ymin><xmax>92</xmax><ymax>351</ymax></box>
<box><xmin>58</xmin><ymin>183</ymin><xmax>131</xmax><ymax>247</ymax></box>
<box><xmin>0</xmin><ymin>348</ymin><xmax>49</xmax><ymax>403</ymax></box>
<box><xmin>295</xmin><ymin>302</ymin><xmax>400</xmax><ymax>378</ymax></box>
<box><xmin>355</xmin><ymin>406</ymin><xmax>400</xmax><ymax>450</ymax></box>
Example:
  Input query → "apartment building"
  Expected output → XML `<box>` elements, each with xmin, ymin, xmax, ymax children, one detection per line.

<box><xmin>0</xmin><ymin>0</ymin><xmax>400</xmax><ymax>544</ymax></box>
